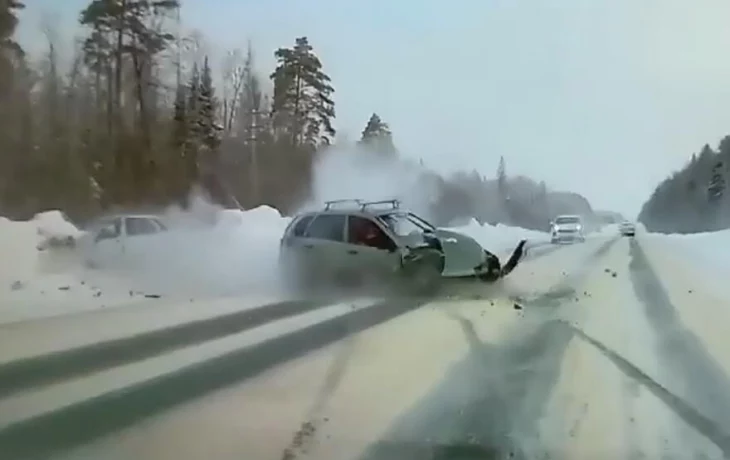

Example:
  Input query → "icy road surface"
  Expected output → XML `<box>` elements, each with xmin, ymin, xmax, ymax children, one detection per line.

<box><xmin>1</xmin><ymin>236</ymin><xmax>730</xmax><ymax>459</ymax></box>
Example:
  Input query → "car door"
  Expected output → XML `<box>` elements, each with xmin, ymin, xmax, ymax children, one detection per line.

<box><xmin>90</xmin><ymin>218</ymin><xmax>124</xmax><ymax>268</ymax></box>
<box><xmin>299</xmin><ymin>213</ymin><xmax>348</xmax><ymax>283</ymax></box>
<box><xmin>122</xmin><ymin>217</ymin><xmax>165</xmax><ymax>266</ymax></box>
<box><xmin>346</xmin><ymin>215</ymin><xmax>400</xmax><ymax>283</ymax></box>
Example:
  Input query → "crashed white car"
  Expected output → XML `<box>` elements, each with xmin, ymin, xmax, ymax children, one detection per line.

<box><xmin>550</xmin><ymin>215</ymin><xmax>586</xmax><ymax>244</ymax></box>
<box><xmin>40</xmin><ymin>214</ymin><xmax>168</xmax><ymax>268</ymax></box>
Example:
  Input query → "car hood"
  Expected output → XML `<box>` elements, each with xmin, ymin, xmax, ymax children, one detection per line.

<box><xmin>433</xmin><ymin>228</ymin><xmax>486</xmax><ymax>274</ymax></box>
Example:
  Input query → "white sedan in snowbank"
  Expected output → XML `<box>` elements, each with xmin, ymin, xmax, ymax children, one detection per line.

<box><xmin>75</xmin><ymin>214</ymin><xmax>169</xmax><ymax>268</ymax></box>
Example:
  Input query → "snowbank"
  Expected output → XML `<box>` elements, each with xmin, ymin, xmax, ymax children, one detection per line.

<box><xmin>646</xmin><ymin>229</ymin><xmax>730</xmax><ymax>274</ymax></box>
<box><xmin>448</xmin><ymin>218</ymin><xmax>549</xmax><ymax>254</ymax></box>
<box><xmin>0</xmin><ymin>211</ymin><xmax>82</xmax><ymax>284</ymax></box>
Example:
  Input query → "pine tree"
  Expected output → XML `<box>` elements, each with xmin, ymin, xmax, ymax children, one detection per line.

<box><xmin>184</xmin><ymin>63</ymin><xmax>201</xmax><ymax>184</ymax></box>
<box><xmin>0</xmin><ymin>0</ymin><xmax>24</xmax><ymax>92</ymax></box>
<box><xmin>198</xmin><ymin>56</ymin><xmax>222</xmax><ymax>161</ymax></box>
<box><xmin>270</xmin><ymin>36</ymin><xmax>335</xmax><ymax>148</ymax></box>
<box><xmin>497</xmin><ymin>156</ymin><xmax>507</xmax><ymax>197</ymax></box>
<box><xmin>358</xmin><ymin>113</ymin><xmax>396</xmax><ymax>156</ymax></box>
<box><xmin>708</xmin><ymin>161</ymin><xmax>725</xmax><ymax>203</ymax></box>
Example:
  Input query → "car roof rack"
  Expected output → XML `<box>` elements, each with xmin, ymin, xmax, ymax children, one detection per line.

<box><xmin>361</xmin><ymin>199</ymin><xmax>401</xmax><ymax>211</ymax></box>
<box><xmin>323</xmin><ymin>199</ymin><xmax>364</xmax><ymax>210</ymax></box>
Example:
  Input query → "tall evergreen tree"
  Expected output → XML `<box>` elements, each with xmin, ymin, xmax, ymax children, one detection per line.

<box><xmin>270</xmin><ymin>36</ymin><xmax>335</xmax><ymax>148</ymax></box>
<box><xmin>358</xmin><ymin>113</ymin><xmax>396</xmax><ymax>156</ymax></box>
<box><xmin>497</xmin><ymin>156</ymin><xmax>507</xmax><ymax>197</ymax></box>
<box><xmin>198</xmin><ymin>56</ymin><xmax>222</xmax><ymax>158</ymax></box>
<box><xmin>708</xmin><ymin>161</ymin><xmax>725</xmax><ymax>203</ymax></box>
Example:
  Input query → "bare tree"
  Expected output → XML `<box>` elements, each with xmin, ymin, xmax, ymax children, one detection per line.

<box><xmin>220</xmin><ymin>47</ymin><xmax>246</xmax><ymax>134</ymax></box>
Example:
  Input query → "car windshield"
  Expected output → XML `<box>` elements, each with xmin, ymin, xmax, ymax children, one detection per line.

<box><xmin>378</xmin><ymin>212</ymin><xmax>433</xmax><ymax>237</ymax></box>
<box><xmin>555</xmin><ymin>216</ymin><xmax>580</xmax><ymax>224</ymax></box>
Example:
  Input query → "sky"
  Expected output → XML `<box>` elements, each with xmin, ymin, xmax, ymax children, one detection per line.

<box><xmin>16</xmin><ymin>0</ymin><xmax>730</xmax><ymax>217</ymax></box>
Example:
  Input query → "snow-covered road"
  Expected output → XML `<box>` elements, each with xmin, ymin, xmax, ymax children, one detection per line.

<box><xmin>1</xmin><ymin>233</ymin><xmax>729</xmax><ymax>460</ymax></box>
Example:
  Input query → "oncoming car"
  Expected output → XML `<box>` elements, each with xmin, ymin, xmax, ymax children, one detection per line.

<box><xmin>550</xmin><ymin>214</ymin><xmax>586</xmax><ymax>244</ymax></box>
<box><xmin>278</xmin><ymin>199</ymin><xmax>527</xmax><ymax>294</ymax></box>
<box><xmin>619</xmin><ymin>220</ymin><xmax>636</xmax><ymax>237</ymax></box>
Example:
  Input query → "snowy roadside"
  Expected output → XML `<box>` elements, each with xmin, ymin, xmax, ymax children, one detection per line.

<box><xmin>642</xmin><ymin>229</ymin><xmax>730</xmax><ymax>296</ymax></box>
<box><xmin>0</xmin><ymin>206</ymin><xmax>549</xmax><ymax>324</ymax></box>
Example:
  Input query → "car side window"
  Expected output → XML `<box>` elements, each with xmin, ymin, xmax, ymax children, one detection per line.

<box><xmin>152</xmin><ymin>218</ymin><xmax>168</xmax><ymax>231</ymax></box>
<box><xmin>348</xmin><ymin>216</ymin><xmax>396</xmax><ymax>252</ymax></box>
<box><xmin>125</xmin><ymin>217</ymin><xmax>161</xmax><ymax>236</ymax></box>
<box><xmin>290</xmin><ymin>215</ymin><xmax>315</xmax><ymax>237</ymax></box>
<box><xmin>95</xmin><ymin>219</ymin><xmax>121</xmax><ymax>242</ymax></box>
<box><xmin>304</xmin><ymin>214</ymin><xmax>346</xmax><ymax>242</ymax></box>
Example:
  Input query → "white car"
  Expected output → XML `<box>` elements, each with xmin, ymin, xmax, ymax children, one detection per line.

<box><xmin>550</xmin><ymin>215</ymin><xmax>585</xmax><ymax>244</ymax></box>
<box><xmin>76</xmin><ymin>214</ymin><xmax>168</xmax><ymax>268</ymax></box>
<box><xmin>619</xmin><ymin>221</ymin><xmax>636</xmax><ymax>237</ymax></box>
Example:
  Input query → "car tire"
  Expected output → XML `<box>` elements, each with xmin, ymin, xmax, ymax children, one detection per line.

<box><xmin>279</xmin><ymin>252</ymin><xmax>315</xmax><ymax>295</ymax></box>
<box><xmin>477</xmin><ymin>251</ymin><xmax>501</xmax><ymax>282</ymax></box>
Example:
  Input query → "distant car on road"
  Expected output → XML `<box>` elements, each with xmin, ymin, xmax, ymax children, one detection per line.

<box><xmin>279</xmin><ymin>199</ymin><xmax>527</xmax><ymax>294</ymax></box>
<box><xmin>550</xmin><ymin>214</ymin><xmax>586</xmax><ymax>244</ymax></box>
<box><xmin>619</xmin><ymin>220</ymin><xmax>636</xmax><ymax>237</ymax></box>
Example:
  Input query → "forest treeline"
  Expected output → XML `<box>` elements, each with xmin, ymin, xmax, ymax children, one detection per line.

<box><xmin>639</xmin><ymin>137</ymin><xmax>729</xmax><ymax>234</ymax></box>
<box><xmin>1</xmin><ymin>1</ymin><xmax>594</xmax><ymax>230</ymax></box>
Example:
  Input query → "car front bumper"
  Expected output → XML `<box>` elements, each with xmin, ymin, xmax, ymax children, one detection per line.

<box><xmin>551</xmin><ymin>232</ymin><xmax>584</xmax><ymax>242</ymax></box>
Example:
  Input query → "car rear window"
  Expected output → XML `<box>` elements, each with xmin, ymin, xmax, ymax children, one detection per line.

<box><xmin>305</xmin><ymin>214</ymin><xmax>346</xmax><ymax>242</ymax></box>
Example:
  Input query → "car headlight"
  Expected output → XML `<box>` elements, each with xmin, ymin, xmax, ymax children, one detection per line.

<box><xmin>576</xmin><ymin>224</ymin><xmax>582</xmax><ymax>231</ymax></box>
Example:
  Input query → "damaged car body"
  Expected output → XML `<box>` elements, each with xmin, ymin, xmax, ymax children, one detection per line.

<box><xmin>278</xmin><ymin>199</ymin><xmax>527</xmax><ymax>294</ymax></box>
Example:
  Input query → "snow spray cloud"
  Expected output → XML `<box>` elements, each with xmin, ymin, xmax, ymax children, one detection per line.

<box><xmin>64</xmin><ymin>149</ymin><xmax>446</xmax><ymax>298</ymax></box>
<box><xmin>301</xmin><ymin>144</ymin><xmax>443</xmax><ymax>221</ymax></box>
<box><xmin>69</xmin><ymin>188</ymin><xmax>293</xmax><ymax>299</ymax></box>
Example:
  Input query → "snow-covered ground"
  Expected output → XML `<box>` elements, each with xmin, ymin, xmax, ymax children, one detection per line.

<box><xmin>645</xmin><ymin>227</ymin><xmax>730</xmax><ymax>274</ymax></box>
<box><xmin>5</xmin><ymin>211</ymin><xmax>730</xmax><ymax>459</ymax></box>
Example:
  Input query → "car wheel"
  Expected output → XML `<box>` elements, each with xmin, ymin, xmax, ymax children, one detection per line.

<box><xmin>279</xmin><ymin>253</ymin><xmax>315</xmax><ymax>295</ymax></box>
<box><xmin>477</xmin><ymin>252</ymin><xmax>501</xmax><ymax>282</ymax></box>
<box><xmin>408</xmin><ymin>262</ymin><xmax>442</xmax><ymax>296</ymax></box>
